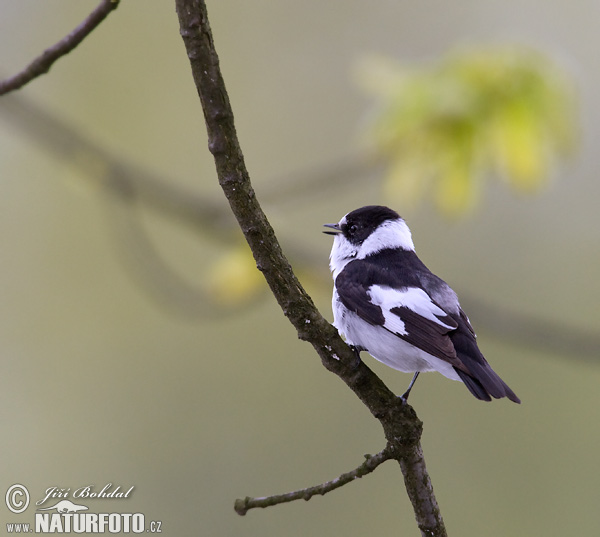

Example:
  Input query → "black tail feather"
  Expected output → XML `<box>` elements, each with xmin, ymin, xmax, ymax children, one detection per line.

<box><xmin>454</xmin><ymin>367</ymin><xmax>521</xmax><ymax>403</ymax></box>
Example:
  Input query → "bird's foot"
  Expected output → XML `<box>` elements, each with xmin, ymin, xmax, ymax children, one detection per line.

<box><xmin>399</xmin><ymin>372</ymin><xmax>420</xmax><ymax>404</ymax></box>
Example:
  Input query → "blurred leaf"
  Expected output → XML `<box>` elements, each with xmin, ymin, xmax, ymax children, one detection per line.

<box><xmin>207</xmin><ymin>244</ymin><xmax>264</xmax><ymax>305</ymax></box>
<box><xmin>489</xmin><ymin>97</ymin><xmax>546</xmax><ymax>190</ymax></box>
<box><xmin>357</xmin><ymin>46</ymin><xmax>577</xmax><ymax>216</ymax></box>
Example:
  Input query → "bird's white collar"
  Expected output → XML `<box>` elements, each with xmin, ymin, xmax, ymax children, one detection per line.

<box><xmin>329</xmin><ymin>218</ymin><xmax>414</xmax><ymax>278</ymax></box>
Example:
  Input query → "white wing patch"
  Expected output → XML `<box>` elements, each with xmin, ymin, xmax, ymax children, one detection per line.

<box><xmin>367</xmin><ymin>285</ymin><xmax>456</xmax><ymax>335</ymax></box>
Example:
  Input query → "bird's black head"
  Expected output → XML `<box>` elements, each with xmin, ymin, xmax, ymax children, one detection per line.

<box><xmin>337</xmin><ymin>205</ymin><xmax>401</xmax><ymax>245</ymax></box>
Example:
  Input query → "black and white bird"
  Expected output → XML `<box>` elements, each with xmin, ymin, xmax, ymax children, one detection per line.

<box><xmin>324</xmin><ymin>205</ymin><xmax>520</xmax><ymax>403</ymax></box>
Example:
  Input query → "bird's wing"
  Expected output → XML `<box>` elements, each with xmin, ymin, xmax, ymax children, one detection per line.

<box><xmin>335</xmin><ymin>262</ymin><xmax>461</xmax><ymax>365</ymax></box>
<box><xmin>335</xmin><ymin>258</ymin><xmax>520</xmax><ymax>403</ymax></box>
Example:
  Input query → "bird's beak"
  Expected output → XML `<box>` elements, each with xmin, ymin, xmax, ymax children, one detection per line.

<box><xmin>323</xmin><ymin>223</ymin><xmax>341</xmax><ymax>235</ymax></box>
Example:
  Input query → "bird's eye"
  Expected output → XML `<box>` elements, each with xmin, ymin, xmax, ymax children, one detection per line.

<box><xmin>348</xmin><ymin>224</ymin><xmax>358</xmax><ymax>235</ymax></box>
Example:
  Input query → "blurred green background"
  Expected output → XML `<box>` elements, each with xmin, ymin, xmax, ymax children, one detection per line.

<box><xmin>1</xmin><ymin>1</ymin><xmax>599</xmax><ymax>536</ymax></box>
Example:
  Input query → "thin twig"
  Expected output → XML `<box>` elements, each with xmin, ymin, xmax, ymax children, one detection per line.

<box><xmin>175</xmin><ymin>1</ymin><xmax>447</xmax><ymax>535</ymax></box>
<box><xmin>0</xmin><ymin>0</ymin><xmax>120</xmax><ymax>96</ymax></box>
<box><xmin>234</xmin><ymin>448</ymin><xmax>394</xmax><ymax>516</ymax></box>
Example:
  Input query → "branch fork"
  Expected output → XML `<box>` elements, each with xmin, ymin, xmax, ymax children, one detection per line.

<box><xmin>234</xmin><ymin>448</ymin><xmax>394</xmax><ymax>516</ymax></box>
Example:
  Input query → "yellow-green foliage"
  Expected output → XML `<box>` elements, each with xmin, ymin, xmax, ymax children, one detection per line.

<box><xmin>358</xmin><ymin>46</ymin><xmax>577</xmax><ymax>216</ymax></box>
<box><xmin>207</xmin><ymin>243</ymin><xmax>265</xmax><ymax>305</ymax></box>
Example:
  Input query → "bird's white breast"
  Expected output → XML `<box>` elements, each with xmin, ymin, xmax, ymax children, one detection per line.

<box><xmin>332</xmin><ymin>289</ymin><xmax>460</xmax><ymax>381</ymax></box>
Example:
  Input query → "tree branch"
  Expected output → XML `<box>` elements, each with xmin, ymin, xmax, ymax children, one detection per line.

<box><xmin>175</xmin><ymin>1</ymin><xmax>447</xmax><ymax>535</ymax></box>
<box><xmin>0</xmin><ymin>0</ymin><xmax>120</xmax><ymax>96</ymax></box>
<box><xmin>234</xmin><ymin>448</ymin><xmax>394</xmax><ymax>516</ymax></box>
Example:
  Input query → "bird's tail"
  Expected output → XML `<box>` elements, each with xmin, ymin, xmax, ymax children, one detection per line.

<box><xmin>455</xmin><ymin>366</ymin><xmax>521</xmax><ymax>403</ymax></box>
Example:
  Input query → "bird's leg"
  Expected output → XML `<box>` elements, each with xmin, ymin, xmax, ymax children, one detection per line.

<box><xmin>350</xmin><ymin>345</ymin><xmax>363</xmax><ymax>369</ymax></box>
<box><xmin>400</xmin><ymin>372</ymin><xmax>420</xmax><ymax>403</ymax></box>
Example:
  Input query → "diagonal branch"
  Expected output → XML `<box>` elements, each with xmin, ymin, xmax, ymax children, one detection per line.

<box><xmin>0</xmin><ymin>0</ymin><xmax>120</xmax><ymax>96</ymax></box>
<box><xmin>175</xmin><ymin>1</ymin><xmax>447</xmax><ymax>536</ymax></box>
<box><xmin>234</xmin><ymin>448</ymin><xmax>394</xmax><ymax>516</ymax></box>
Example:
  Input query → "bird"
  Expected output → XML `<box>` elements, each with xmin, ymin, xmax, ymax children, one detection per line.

<box><xmin>323</xmin><ymin>205</ymin><xmax>520</xmax><ymax>403</ymax></box>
